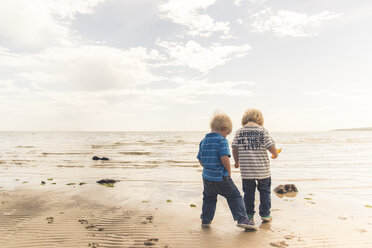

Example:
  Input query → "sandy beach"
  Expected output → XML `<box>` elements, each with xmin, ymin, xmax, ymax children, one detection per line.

<box><xmin>1</xmin><ymin>131</ymin><xmax>372</xmax><ymax>247</ymax></box>
<box><xmin>1</xmin><ymin>174</ymin><xmax>371</xmax><ymax>248</ymax></box>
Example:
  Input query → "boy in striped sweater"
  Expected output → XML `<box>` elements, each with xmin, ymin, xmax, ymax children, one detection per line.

<box><xmin>232</xmin><ymin>109</ymin><xmax>278</xmax><ymax>223</ymax></box>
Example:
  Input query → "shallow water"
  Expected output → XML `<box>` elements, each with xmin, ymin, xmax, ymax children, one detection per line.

<box><xmin>0</xmin><ymin>131</ymin><xmax>371</xmax><ymax>205</ymax></box>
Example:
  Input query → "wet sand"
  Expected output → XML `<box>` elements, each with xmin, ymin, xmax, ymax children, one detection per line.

<box><xmin>1</xmin><ymin>177</ymin><xmax>371</xmax><ymax>248</ymax></box>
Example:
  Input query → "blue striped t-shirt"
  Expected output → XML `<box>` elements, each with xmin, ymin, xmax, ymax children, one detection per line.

<box><xmin>197</xmin><ymin>132</ymin><xmax>231</xmax><ymax>181</ymax></box>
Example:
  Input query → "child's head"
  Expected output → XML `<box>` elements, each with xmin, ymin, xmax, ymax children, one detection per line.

<box><xmin>241</xmin><ymin>108</ymin><xmax>264</xmax><ymax>126</ymax></box>
<box><xmin>210</xmin><ymin>112</ymin><xmax>233</xmax><ymax>136</ymax></box>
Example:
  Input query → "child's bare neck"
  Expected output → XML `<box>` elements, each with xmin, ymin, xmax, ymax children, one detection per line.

<box><xmin>245</xmin><ymin>122</ymin><xmax>259</xmax><ymax>127</ymax></box>
<box><xmin>211</xmin><ymin>129</ymin><xmax>223</xmax><ymax>135</ymax></box>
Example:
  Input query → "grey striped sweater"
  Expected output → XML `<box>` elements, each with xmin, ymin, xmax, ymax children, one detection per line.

<box><xmin>232</xmin><ymin>126</ymin><xmax>275</xmax><ymax>179</ymax></box>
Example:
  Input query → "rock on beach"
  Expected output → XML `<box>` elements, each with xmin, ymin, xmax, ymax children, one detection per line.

<box><xmin>274</xmin><ymin>184</ymin><xmax>298</xmax><ymax>194</ymax></box>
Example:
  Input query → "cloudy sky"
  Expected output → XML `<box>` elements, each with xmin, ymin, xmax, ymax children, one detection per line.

<box><xmin>0</xmin><ymin>0</ymin><xmax>371</xmax><ymax>132</ymax></box>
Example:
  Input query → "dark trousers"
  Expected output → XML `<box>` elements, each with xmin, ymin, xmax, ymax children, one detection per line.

<box><xmin>201</xmin><ymin>177</ymin><xmax>247</xmax><ymax>222</ymax></box>
<box><xmin>242</xmin><ymin>177</ymin><xmax>271</xmax><ymax>217</ymax></box>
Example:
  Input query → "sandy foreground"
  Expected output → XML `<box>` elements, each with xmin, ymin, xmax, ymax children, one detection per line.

<box><xmin>0</xmin><ymin>177</ymin><xmax>371</xmax><ymax>248</ymax></box>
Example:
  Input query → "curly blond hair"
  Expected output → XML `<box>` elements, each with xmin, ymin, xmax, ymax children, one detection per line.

<box><xmin>210</xmin><ymin>112</ymin><xmax>232</xmax><ymax>133</ymax></box>
<box><xmin>241</xmin><ymin>109</ymin><xmax>264</xmax><ymax>126</ymax></box>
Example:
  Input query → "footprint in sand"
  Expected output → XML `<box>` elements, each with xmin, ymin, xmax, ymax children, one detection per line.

<box><xmin>141</xmin><ymin>215</ymin><xmax>154</xmax><ymax>224</ymax></box>
<box><xmin>270</xmin><ymin>241</ymin><xmax>288</xmax><ymax>247</ymax></box>
<box><xmin>85</xmin><ymin>224</ymin><xmax>105</xmax><ymax>231</ymax></box>
<box><xmin>284</xmin><ymin>235</ymin><xmax>296</xmax><ymax>240</ymax></box>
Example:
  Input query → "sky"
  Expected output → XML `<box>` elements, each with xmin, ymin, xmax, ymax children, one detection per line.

<box><xmin>0</xmin><ymin>0</ymin><xmax>371</xmax><ymax>132</ymax></box>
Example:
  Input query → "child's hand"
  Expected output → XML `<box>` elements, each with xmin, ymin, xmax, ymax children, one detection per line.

<box><xmin>235</xmin><ymin>162</ymin><xmax>240</xmax><ymax>168</ymax></box>
<box><xmin>271</xmin><ymin>147</ymin><xmax>282</xmax><ymax>159</ymax></box>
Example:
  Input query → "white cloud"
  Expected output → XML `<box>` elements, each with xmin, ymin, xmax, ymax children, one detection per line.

<box><xmin>234</xmin><ymin>0</ymin><xmax>243</xmax><ymax>6</ymax></box>
<box><xmin>1</xmin><ymin>45</ymin><xmax>163</xmax><ymax>92</ymax></box>
<box><xmin>93</xmin><ymin>78</ymin><xmax>256</xmax><ymax>105</ymax></box>
<box><xmin>249</xmin><ymin>0</ymin><xmax>266</xmax><ymax>4</ymax></box>
<box><xmin>48</xmin><ymin>0</ymin><xmax>106</xmax><ymax>19</ymax></box>
<box><xmin>158</xmin><ymin>0</ymin><xmax>231</xmax><ymax>37</ymax></box>
<box><xmin>234</xmin><ymin>0</ymin><xmax>266</xmax><ymax>6</ymax></box>
<box><xmin>0</xmin><ymin>0</ymin><xmax>105</xmax><ymax>50</ymax></box>
<box><xmin>157</xmin><ymin>40</ymin><xmax>251</xmax><ymax>72</ymax></box>
<box><xmin>250</xmin><ymin>8</ymin><xmax>343</xmax><ymax>37</ymax></box>
<box><xmin>171</xmin><ymin>78</ymin><xmax>255</xmax><ymax>98</ymax></box>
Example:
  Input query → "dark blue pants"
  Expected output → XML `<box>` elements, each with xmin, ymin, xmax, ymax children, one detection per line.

<box><xmin>201</xmin><ymin>177</ymin><xmax>247</xmax><ymax>222</ymax></box>
<box><xmin>242</xmin><ymin>177</ymin><xmax>271</xmax><ymax>217</ymax></box>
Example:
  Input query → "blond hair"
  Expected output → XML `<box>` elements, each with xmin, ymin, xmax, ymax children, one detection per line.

<box><xmin>210</xmin><ymin>112</ymin><xmax>232</xmax><ymax>133</ymax></box>
<box><xmin>241</xmin><ymin>109</ymin><xmax>264</xmax><ymax>126</ymax></box>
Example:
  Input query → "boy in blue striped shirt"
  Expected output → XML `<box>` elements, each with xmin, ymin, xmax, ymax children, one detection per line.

<box><xmin>197</xmin><ymin>113</ymin><xmax>255</xmax><ymax>229</ymax></box>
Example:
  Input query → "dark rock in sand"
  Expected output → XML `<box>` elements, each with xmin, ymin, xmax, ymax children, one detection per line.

<box><xmin>144</xmin><ymin>241</ymin><xmax>156</xmax><ymax>246</ymax></box>
<box><xmin>88</xmin><ymin>242</ymin><xmax>99</xmax><ymax>248</ymax></box>
<box><xmin>46</xmin><ymin>217</ymin><xmax>54</xmax><ymax>224</ymax></box>
<box><xmin>78</xmin><ymin>219</ymin><xmax>89</xmax><ymax>224</ymax></box>
<box><xmin>274</xmin><ymin>184</ymin><xmax>298</xmax><ymax>194</ymax></box>
<box><xmin>92</xmin><ymin>156</ymin><xmax>110</xmax><ymax>161</ymax></box>
<box><xmin>96</xmin><ymin>179</ymin><xmax>117</xmax><ymax>187</ymax></box>
<box><xmin>97</xmin><ymin>179</ymin><xmax>117</xmax><ymax>184</ymax></box>
<box><xmin>144</xmin><ymin>238</ymin><xmax>159</xmax><ymax>246</ymax></box>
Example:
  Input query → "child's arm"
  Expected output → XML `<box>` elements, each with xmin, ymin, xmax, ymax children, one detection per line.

<box><xmin>198</xmin><ymin>159</ymin><xmax>203</xmax><ymax>167</ymax></box>
<box><xmin>232</xmin><ymin>147</ymin><xmax>239</xmax><ymax>168</ymax></box>
<box><xmin>268</xmin><ymin>145</ymin><xmax>278</xmax><ymax>159</ymax></box>
<box><xmin>220</xmin><ymin>155</ymin><xmax>232</xmax><ymax>177</ymax></box>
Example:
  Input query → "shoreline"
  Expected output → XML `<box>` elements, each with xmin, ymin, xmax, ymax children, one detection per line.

<box><xmin>1</xmin><ymin>178</ymin><xmax>371</xmax><ymax>248</ymax></box>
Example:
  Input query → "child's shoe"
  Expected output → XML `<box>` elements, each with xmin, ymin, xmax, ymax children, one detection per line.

<box><xmin>261</xmin><ymin>215</ymin><xmax>272</xmax><ymax>222</ymax></box>
<box><xmin>201</xmin><ymin>220</ymin><xmax>211</xmax><ymax>227</ymax></box>
<box><xmin>236</xmin><ymin>218</ymin><xmax>257</xmax><ymax>230</ymax></box>
<box><xmin>247</xmin><ymin>214</ymin><xmax>255</xmax><ymax>225</ymax></box>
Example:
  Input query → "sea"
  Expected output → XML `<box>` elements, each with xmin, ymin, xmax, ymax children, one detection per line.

<box><xmin>0</xmin><ymin>131</ymin><xmax>371</xmax><ymax>206</ymax></box>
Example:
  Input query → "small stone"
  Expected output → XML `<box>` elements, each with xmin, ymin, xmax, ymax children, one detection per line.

<box><xmin>144</xmin><ymin>238</ymin><xmax>159</xmax><ymax>246</ymax></box>
<box><xmin>46</xmin><ymin>217</ymin><xmax>54</xmax><ymax>224</ymax></box>
<box><xmin>86</xmin><ymin>224</ymin><xmax>97</xmax><ymax>229</ymax></box>
<box><xmin>92</xmin><ymin>156</ymin><xmax>100</xmax><ymax>160</ymax></box>
<box><xmin>144</xmin><ymin>241</ymin><xmax>156</xmax><ymax>246</ymax></box>
<box><xmin>78</xmin><ymin>219</ymin><xmax>89</xmax><ymax>224</ymax></box>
